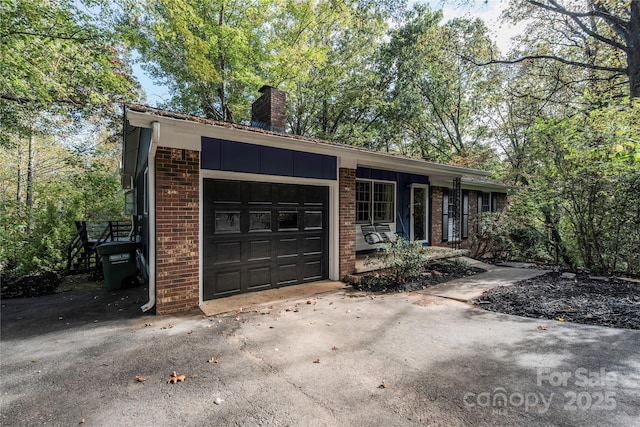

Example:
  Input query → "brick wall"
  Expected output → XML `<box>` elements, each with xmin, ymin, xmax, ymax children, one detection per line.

<box><xmin>338</xmin><ymin>168</ymin><xmax>356</xmax><ymax>278</ymax></box>
<box><xmin>431</xmin><ymin>187</ymin><xmax>480</xmax><ymax>249</ymax></box>
<box><xmin>431</xmin><ymin>187</ymin><xmax>444</xmax><ymax>246</ymax></box>
<box><xmin>251</xmin><ymin>86</ymin><xmax>287</xmax><ymax>132</ymax></box>
<box><xmin>154</xmin><ymin>147</ymin><xmax>200</xmax><ymax>315</ymax></box>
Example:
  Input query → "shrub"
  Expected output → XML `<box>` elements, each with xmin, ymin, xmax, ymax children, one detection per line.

<box><xmin>470</xmin><ymin>213</ymin><xmax>514</xmax><ymax>260</ymax></box>
<box><xmin>374</xmin><ymin>238</ymin><xmax>426</xmax><ymax>284</ymax></box>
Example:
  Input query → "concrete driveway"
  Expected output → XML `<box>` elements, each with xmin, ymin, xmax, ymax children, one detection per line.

<box><xmin>1</xmin><ymin>276</ymin><xmax>639</xmax><ymax>426</ymax></box>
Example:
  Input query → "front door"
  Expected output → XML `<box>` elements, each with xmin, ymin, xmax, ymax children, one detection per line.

<box><xmin>410</xmin><ymin>185</ymin><xmax>429</xmax><ymax>242</ymax></box>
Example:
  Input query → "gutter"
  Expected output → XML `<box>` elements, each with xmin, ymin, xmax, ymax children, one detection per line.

<box><xmin>141</xmin><ymin>121</ymin><xmax>159</xmax><ymax>312</ymax></box>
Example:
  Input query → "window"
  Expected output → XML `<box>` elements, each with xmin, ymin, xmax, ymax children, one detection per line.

<box><xmin>356</xmin><ymin>179</ymin><xmax>395</xmax><ymax>224</ymax></box>
<box><xmin>304</xmin><ymin>211</ymin><xmax>322</xmax><ymax>230</ymax></box>
<box><xmin>278</xmin><ymin>211</ymin><xmax>298</xmax><ymax>230</ymax></box>
<box><xmin>443</xmin><ymin>189</ymin><xmax>469</xmax><ymax>241</ymax></box>
<box><xmin>215</xmin><ymin>212</ymin><xmax>240</xmax><ymax>233</ymax></box>
<box><xmin>462</xmin><ymin>191</ymin><xmax>469</xmax><ymax>239</ymax></box>
<box><xmin>442</xmin><ymin>190</ymin><xmax>449</xmax><ymax>241</ymax></box>
<box><xmin>249</xmin><ymin>211</ymin><xmax>271</xmax><ymax>232</ymax></box>
<box><xmin>124</xmin><ymin>190</ymin><xmax>135</xmax><ymax>216</ymax></box>
<box><xmin>356</xmin><ymin>181</ymin><xmax>371</xmax><ymax>223</ymax></box>
<box><xmin>478</xmin><ymin>192</ymin><xmax>491</xmax><ymax>213</ymax></box>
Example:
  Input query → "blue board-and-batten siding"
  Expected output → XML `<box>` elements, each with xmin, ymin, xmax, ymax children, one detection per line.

<box><xmin>356</xmin><ymin>167</ymin><xmax>429</xmax><ymax>242</ymax></box>
<box><xmin>201</xmin><ymin>137</ymin><xmax>337</xmax><ymax>180</ymax></box>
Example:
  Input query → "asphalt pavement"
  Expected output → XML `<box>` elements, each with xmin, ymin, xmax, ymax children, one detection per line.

<box><xmin>1</xmin><ymin>266</ymin><xmax>639</xmax><ymax>426</ymax></box>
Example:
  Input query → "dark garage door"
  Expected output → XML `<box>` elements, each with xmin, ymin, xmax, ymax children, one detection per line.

<box><xmin>203</xmin><ymin>179</ymin><xmax>329</xmax><ymax>300</ymax></box>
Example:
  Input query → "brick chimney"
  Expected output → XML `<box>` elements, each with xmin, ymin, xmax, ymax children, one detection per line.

<box><xmin>251</xmin><ymin>85</ymin><xmax>287</xmax><ymax>133</ymax></box>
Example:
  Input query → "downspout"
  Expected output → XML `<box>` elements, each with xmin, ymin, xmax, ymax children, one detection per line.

<box><xmin>141</xmin><ymin>121</ymin><xmax>159</xmax><ymax>312</ymax></box>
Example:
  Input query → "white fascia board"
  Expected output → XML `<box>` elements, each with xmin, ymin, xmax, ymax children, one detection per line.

<box><xmin>126</xmin><ymin>110</ymin><xmax>493</xmax><ymax>179</ymax></box>
<box><xmin>460</xmin><ymin>178</ymin><xmax>518</xmax><ymax>192</ymax></box>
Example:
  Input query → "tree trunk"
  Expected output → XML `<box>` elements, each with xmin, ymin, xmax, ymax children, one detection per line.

<box><xmin>541</xmin><ymin>205</ymin><xmax>572</xmax><ymax>266</ymax></box>
<box><xmin>16</xmin><ymin>140</ymin><xmax>23</xmax><ymax>205</ymax></box>
<box><xmin>628</xmin><ymin>0</ymin><xmax>640</xmax><ymax>99</ymax></box>
<box><xmin>25</xmin><ymin>131</ymin><xmax>35</xmax><ymax>236</ymax></box>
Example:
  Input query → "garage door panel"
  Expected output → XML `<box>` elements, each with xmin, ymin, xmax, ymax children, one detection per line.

<box><xmin>303</xmin><ymin>260</ymin><xmax>322</xmax><ymax>281</ymax></box>
<box><xmin>247</xmin><ymin>267</ymin><xmax>271</xmax><ymax>290</ymax></box>
<box><xmin>204</xmin><ymin>179</ymin><xmax>328</xmax><ymax>300</ymax></box>
<box><xmin>303</xmin><ymin>236</ymin><xmax>322</xmax><ymax>255</ymax></box>
<box><xmin>214</xmin><ymin>270</ymin><xmax>242</xmax><ymax>295</ymax></box>
<box><xmin>277</xmin><ymin>263</ymin><xmax>298</xmax><ymax>285</ymax></box>
<box><xmin>248</xmin><ymin>240</ymin><xmax>271</xmax><ymax>261</ymax></box>
<box><xmin>213</xmin><ymin>241</ymin><xmax>242</xmax><ymax>265</ymax></box>
<box><xmin>277</xmin><ymin>238</ymin><xmax>299</xmax><ymax>258</ymax></box>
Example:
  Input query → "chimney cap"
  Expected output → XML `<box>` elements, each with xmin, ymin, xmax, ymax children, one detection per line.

<box><xmin>258</xmin><ymin>85</ymin><xmax>277</xmax><ymax>93</ymax></box>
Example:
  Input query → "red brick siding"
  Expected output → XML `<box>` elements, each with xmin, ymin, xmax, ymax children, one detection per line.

<box><xmin>431</xmin><ymin>187</ymin><xmax>481</xmax><ymax>249</ymax></box>
<box><xmin>154</xmin><ymin>147</ymin><xmax>200</xmax><ymax>315</ymax></box>
<box><xmin>431</xmin><ymin>187</ymin><xmax>444</xmax><ymax>246</ymax></box>
<box><xmin>339</xmin><ymin>168</ymin><xmax>356</xmax><ymax>278</ymax></box>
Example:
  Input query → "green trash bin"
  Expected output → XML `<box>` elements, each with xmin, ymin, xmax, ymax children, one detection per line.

<box><xmin>96</xmin><ymin>242</ymin><xmax>141</xmax><ymax>291</ymax></box>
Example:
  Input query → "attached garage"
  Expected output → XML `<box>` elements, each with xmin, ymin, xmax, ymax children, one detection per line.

<box><xmin>203</xmin><ymin>179</ymin><xmax>329</xmax><ymax>299</ymax></box>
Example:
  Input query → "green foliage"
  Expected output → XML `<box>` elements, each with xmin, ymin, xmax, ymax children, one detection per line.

<box><xmin>0</xmin><ymin>119</ymin><xmax>125</xmax><ymax>276</ymax></box>
<box><xmin>528</xmin><ymin>100</ymin><xmax>640</xmax><ymax>273</ymax></box>
<box><xmin>470</xmin><ymin>213</ymin><xmax>514</xmax><ymax>261</ymax></box>
<box><xmin>376</xmin><ymin>5</ymin><xmax>500</xmax><ymax>167</ymax></box>
<box><xmin>374</xmin><ymin>238</ymin><xmax>426</xmax><ymax>284</ymax></box>
<box><xmin>0</xmin><ymin>0</ymin><xmax>138</xmax><ymax>145</ymax></box>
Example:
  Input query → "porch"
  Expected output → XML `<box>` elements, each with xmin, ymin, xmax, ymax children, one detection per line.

<box><xmin>355</xmin><ymin>246</ymin><xmax>470</xmax><ymax>274</ymax></box>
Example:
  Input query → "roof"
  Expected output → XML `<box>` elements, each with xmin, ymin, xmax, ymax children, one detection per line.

<box><xmin>124</xmin><ymin>103</ymin><xmax>514</xmax><ymax>191</ymax></box>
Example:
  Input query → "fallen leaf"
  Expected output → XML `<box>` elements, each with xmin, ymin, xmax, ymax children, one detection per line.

<box><xmin>331</xmin><ymin>346</ymin><xmax>338</xmax><ymax>351</ymax></box>
<box><xmin>537</xmin><ymin>325</ymin><xmax>548</xmax><ymax>331</ymax></box>
<box><xmin>556</xmin><ymin>317</ymin><xmax>565</xmax><ymax>322</ymax></box>
<box><xmin>208</xmin><ymin>357</ymin><xmax>220</xmax><ymax>364</ymax></box>
<box><xmin>135</xmin><ymin>375</ymin><xmax>145</xmax><ymax>382</ymax></box>
<box><xmin>167</xmin><ymin>371</ymin><xmax>186</xmax><ymax>384</ymax></box>
<box><xmin>379</xmin><ymin>380</ymin><xmax>387</xmax><ymax>389</ymax></box>
<box><xmin>313</xmin><ymin>358</ymin><xmax>321</xmax><ymax>364</ymax></box>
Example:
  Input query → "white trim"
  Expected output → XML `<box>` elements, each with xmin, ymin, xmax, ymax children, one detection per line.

<box><xmin>141</xmin><ymin>122</ymin><xmax>159</xmax><ymax>313</ymax></box>
<box><xmin>410</xmin><ymin>184</ymin><xmax>429</xmax><ymax>243</ymax></box>
<box><xmin>198</xmin><ymin>169</ymin><xmax>340</xmax><ymax>306</ymax></box>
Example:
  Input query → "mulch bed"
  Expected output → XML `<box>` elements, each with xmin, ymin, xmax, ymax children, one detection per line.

<box><xmin>1</xmin><ymin>271</ymin><xmax>64</xmax><ymax>299</ymax></box>
<box><xmin>472</xmin><ymin>271</ymin><xmax>640</xmax><ymax>330</ymax></box>
<box><xmin>347</xmin><ymin>260</ymin><xmax>485</xmax><ymax>293</ymax></box>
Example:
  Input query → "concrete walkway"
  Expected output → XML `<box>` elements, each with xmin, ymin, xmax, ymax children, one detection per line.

<box><xmin>200</xmin><ymin>257</ymin><xmax>548</xmax><ymax>316</ymax></box>
<box><xmin>421</xmin><ymin>257</ymin><xmax>550</xmax><ymax>302</ymax></box>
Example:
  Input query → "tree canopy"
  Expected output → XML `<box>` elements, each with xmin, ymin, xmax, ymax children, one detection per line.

<box><xmin>1</xmin><ymin>0</ymin><xmax>639</xmax><ymax>276</ymax></box>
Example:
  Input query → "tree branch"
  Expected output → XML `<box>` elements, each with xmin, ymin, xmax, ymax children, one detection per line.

<box><xmin>0</xmin><ymin>30</ymin><xmax>97</xmax><ymax>42</ymax></box>
<box><xmin>529</xmin><ymin>0</ymin><xmax>627</xmax><ymax>51</ymax></box>
<box><xmin>528</xmin><ymin>0</ymin><xmax>628</xmax><ymax>29</ymax></box>
<box><xmin>468</xmin><ymin>54</ymin><xmax>626</xmax><ymax>74</ymax></box>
